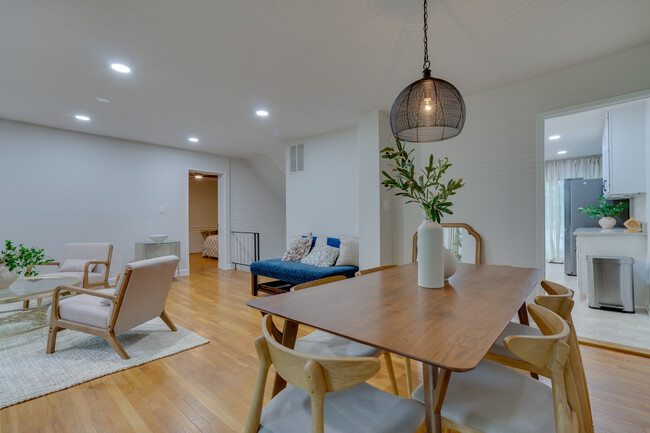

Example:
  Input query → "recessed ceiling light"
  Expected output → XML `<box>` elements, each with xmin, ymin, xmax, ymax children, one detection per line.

<box><xmin>188</xmin><ymin>137</ymin><xmax>199</xmax><ymax>143</ymax></box>
<box><xmin>110</xmin><ymin>63</ymin><xmax>131</xmax><ymax>73</ymax></box>
<box><xmin>548</xmin><ymin>135</ymin><xmax>561</xmax><ymax>140</ymax></box>
<box><xmin>256</xmin><ymin>110</ymin><xmax>269</xmax><ymax>117</ymax></box>
<box><xmin>557</xmin><ymin>150</ymin><xmax>567</xmax><ymax>155</ymax></box>
<box><xmin>75</xmin><ymin>115</ymin><xmax>90</xmax><ymax>121</ymax></box>
<box><xmin>96</xmin><ymin>97</ymin><xmax>111</xmax><ymax>103</ymax></box>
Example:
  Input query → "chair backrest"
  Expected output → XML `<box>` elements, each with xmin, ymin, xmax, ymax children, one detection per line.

<box><xmin>505</xmin><ymin>304</ymin><xmax>579</xmax><ymax>433</ymax></box>
<box><xmin>355</xmin><ymin>264</ymin><xmax>398</xmax><ymax>276</ymax></box>
<box><xmin>111</xmin><ymin>255</ymin><xmax>179</xmax><ymax>335</ymax></box>
<box><xmin>244</xmin><ymin>314</ymin><xmax>380</xmax><ymax>433</ymax></box>
<box><xmin>412</xmin><ymin>223</ymin><xmax>481</xmax><ymax>264</ymax></box>
<box><xmin>60</xmin><ymin>243</ymin><xmax>113</xmax><ymax>276</ymax></box>
<box><xmin>538</xmin><ymin>281</ymin><xmax>593</xmax><ymax>433</ymax></box>
<box><xmin>290</xmin><ymin>275</ymin><xmax>347</xmax><ymax>292</ymax></box>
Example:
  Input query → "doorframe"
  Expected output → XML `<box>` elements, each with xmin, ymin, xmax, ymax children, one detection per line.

<box><xmin>535</xmin><ymin>88</ymin><xmax>650</xmax><ymax>275</ymax></box>
<box><xmin>186</xmin><ymin>167</ymin><xmax>232</xmax><ymax>272</ymax></box>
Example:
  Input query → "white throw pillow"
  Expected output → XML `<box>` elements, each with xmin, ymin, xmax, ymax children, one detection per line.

<box><xmin>336</xmin><ymin>234</ymin><xmax>359</xmax><ymax>267</ymax></box>
<box><xmin>301</xmin><ymin>245</ymin><xmax>340</xmax><ymax>267</ymax></box>
<box><xmin>59</xmin><ymin>259</ymin><xmax>96</xmax><ymax>273</ymax></box>
<box><xmin>282</xmin><ymin>236</ymin><xmax>313</xmax><ymax>262</ymax></box>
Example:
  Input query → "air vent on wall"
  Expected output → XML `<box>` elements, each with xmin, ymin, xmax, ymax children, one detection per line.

<box><xmin>289</xmin><ymin>144</ymin><xmax>304</xmax><ymax>173</ymax></box>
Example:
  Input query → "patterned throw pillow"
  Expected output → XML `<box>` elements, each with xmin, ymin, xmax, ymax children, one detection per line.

<box><xmin>301</xmin><ymin>245</ymin><xmax>340</xmax><ymax>267</ymax></box>
<box><xmin>282</xmin><ymin>236</ymin><xmax>313</xmax><ymax>262</ymax></box>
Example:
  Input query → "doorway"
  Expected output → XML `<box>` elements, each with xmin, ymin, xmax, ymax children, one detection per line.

<box><xmin>188</xmin><ymin>171</ymin><xmax>220</xmax><ymax>266</ymax></box>
<box><xmin>540</xmin><ymin>93</ymin><xmax>650</xmax><ymax>353</ymax></box>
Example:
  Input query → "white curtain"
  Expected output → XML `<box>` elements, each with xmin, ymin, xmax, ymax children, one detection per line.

<box><xmin>545</xmin><ymin>156</ymin><xmax>601</xmax><ymax>263</ymax></box>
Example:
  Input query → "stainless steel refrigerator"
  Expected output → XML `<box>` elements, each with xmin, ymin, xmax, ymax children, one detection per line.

<box><xmin>563</xmin><ymin>178</ymin><xmax>629</xmax><ymax>275</ymax></box>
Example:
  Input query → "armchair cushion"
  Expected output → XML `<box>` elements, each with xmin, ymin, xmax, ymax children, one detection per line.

<box><xmin>60</xmin><ymin>243</ymin><xmax>112</xmax><ymax>276</ymax></box>
<box><xmin>97</xmin><ymin>288</ymin><xmax>117</xmax><ymax>306</ymax></box>
<box><xmin>48</xmin><ymin>293</ymin><xmax>112</xmax><ymax>329</ymax></box>
<box><xmin>58</xmin><ymin>259</ymin><xmax>96</xmax><ymax>273</ymax></box>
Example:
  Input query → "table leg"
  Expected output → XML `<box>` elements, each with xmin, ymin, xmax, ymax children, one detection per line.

<box><xmin>271</xmin><ymin>319</ymin><xmax>299</xmax><ymax>397</ymax></box>
<box><xmin>517</xmin><ymin>302</ymin><xmax>530</xmax><ymax>326</ymax></box>
<box><xmin>423</xmin><ymin>365</ymin><xmax>451</xmax><ymax>433</ymax></box>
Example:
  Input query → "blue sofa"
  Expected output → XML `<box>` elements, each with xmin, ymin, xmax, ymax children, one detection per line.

<box><xmin>250</xmin><ymin>237</ymin><xmax>358</xmax><ymax>296</ymax></box>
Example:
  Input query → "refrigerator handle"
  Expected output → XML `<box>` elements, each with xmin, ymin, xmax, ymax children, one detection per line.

<box><xmin>603</xmin><ymin>179</ymin><xmax>607</xmax><ymax>194</ymax></box>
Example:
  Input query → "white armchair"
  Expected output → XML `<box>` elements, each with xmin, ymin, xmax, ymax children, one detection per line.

<box><xmin>38</xmin><ymin>243</ymin><xmax>113</xmax><ymax>288</ymax></box>
<box><xmin>46</xmin><ymin>255</ymin><xmax>179</xmax><ymax>359</ymax></box>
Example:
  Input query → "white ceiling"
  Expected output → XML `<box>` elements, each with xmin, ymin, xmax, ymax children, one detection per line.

<box><xmin>2</xmin><ymin>1</ymin><xmax>650</xmax><ymax>158</ymax></box>
<box><xmin>544</xmin><ymin>108</ymin><xmax>607</xmax><ymax>161</ymax></box>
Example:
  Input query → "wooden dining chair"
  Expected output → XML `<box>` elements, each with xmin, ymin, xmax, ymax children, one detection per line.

<box><xmin>485</xmin><ymin>281</ymin><xmax>593</xmax><ymax>433</ymax></box>
<box><xmin>355</xmin><ymin>264</ymin><xmax>398</xmax><ymax>276</ymax></box>
<box><xmin>245</xmin><ymin>314</ymin><xmax>426</xmax><ymax>433</ymax></box>
<box><xmin>412</xmin><ymin>304</ymin><xmax>580</xmax><ymax>433</ymax></box>
<box><xmin>290</xmin><ymin>276</ymin><xmax>400</xmax><ymax>395</ymax></box>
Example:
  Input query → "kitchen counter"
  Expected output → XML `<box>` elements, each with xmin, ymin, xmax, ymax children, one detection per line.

<box><xmin>574</xmin><ymin>227</ymin><xmax>646</xmax><ymax>236</ymax></box>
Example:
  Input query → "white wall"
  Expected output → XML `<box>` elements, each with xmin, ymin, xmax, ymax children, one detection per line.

<box><xmin>230</xmin><ymin>158</ymin><xmax>285</xmax><ymax>262</ymax></box>
<box><xmin>285</xmin><ymin>127</ymin><xmax>359</xmax><ymax>242</ymax></box>
<box><xmin>0</xmin><ymin>118</ymin><xmax>232</xmax><ymax>278</ymax></box>
<box><xmin>391</xmin><ymin>44</ymin><xmax>650</xmax><ymax>269</ymax></box>
<box><xmin>188</xmin><ymin>177</ymin><xmax>218</xmax><ymax>253</ymax></box>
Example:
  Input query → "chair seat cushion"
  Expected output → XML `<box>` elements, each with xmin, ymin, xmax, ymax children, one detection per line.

<box><xmin>295</xmin><ymin>330</ymin><xmax>382</xmax><ymax>358</ymax></box>
<box><xmin>412</xmin><ymin>360</ymin><xmax>555</xmax><ymax>433</ymax></box>
<box><xmin>250</xmin><ymin>258</ymin><xmax>358</xmax><ymax>285</ymax></box>
<box><xmin>259</xmin><ymin>383</ymin><xmax>424</xmax><ymax>433</ymax></box>
<box><xmin>489</xmin><ymin>321</ymin><xmax>542</xmax><ymax>360</ymax></box>
<box><xmin>47</xmin><ymin>293</ymin><xmax>112</xmax><ymax>329</ymax></box>
<box><xmin>43</xmin><ymin>271</ymin><xmax>105</xmax><ymax>285</ymax></box>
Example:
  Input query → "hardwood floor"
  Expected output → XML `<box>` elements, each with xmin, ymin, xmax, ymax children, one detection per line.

<box><xmin>2</xmin><ymin>254</ymin><xmax>650</xmax><ymax>432</ymax></box>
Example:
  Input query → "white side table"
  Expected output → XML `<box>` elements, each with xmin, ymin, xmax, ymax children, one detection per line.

<box><xmin>135</xmin><ymin>241</ymin><xmax>181</xmax><ymax>276</ymax></box>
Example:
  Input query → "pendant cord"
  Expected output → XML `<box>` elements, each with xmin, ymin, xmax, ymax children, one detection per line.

<box><xmin>422</xmin><ymin>0</ymin><xmax>430</xmax><ymax>71</ymax></box>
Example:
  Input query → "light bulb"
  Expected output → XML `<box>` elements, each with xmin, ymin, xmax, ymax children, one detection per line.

<box><xmin>423</xmin><ymin>98</ymin><xmax>432</xmax><ymax>111</ymax></box>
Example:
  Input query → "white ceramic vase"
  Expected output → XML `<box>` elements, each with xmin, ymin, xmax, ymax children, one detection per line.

<box><xmin>417</xmin><ymin>220</ymin><xmax>444</xmax><ymax>288</ymax></box>
<box><xmin>443</xmin><ymin>247</ymin><xmax>458</xmax><ymax>281</ymax></box>
<box><xmin>598</xmin><ymin>217</ymin><xmax>616</xmax><ymax>229</ymax></box>
<box><xmin>0</xmin><ymin>265</ymin><xmax>19</xmax><ymax>289</ymax></box>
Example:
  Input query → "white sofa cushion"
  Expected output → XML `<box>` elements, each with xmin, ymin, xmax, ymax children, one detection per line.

<box><xmin>259</xmin><ymin>383</ymin><xmax>424</xmax><ymax>433</ymax></box>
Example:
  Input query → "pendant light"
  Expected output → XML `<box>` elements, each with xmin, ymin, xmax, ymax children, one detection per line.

<box><xmin>390</xmin><ymin>0</ymin><xmax>466</xmax><ymax>142</ymax></box>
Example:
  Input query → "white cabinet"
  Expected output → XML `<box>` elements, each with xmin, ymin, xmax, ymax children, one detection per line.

<box><xmin>602</xmin><ymin>102</ymin><xmax>646</xmax><ymax>198</ymax></box>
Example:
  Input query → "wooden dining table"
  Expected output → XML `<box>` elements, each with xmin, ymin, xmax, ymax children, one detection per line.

<box><xmin>247</xmin><ymin>262</ymin><xmax>544</xmax><ymax>433</ymax></box>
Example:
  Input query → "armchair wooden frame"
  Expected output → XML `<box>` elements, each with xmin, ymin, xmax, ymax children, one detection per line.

<box><xmin>46</xmin><ymin>267</ymin><xmax>177</xmax><ymax>359</ymax></box>
<box><xmin>36</xmin><ymin>244</ymin><xmax>113</xmax><ymax>289</ymax></box>
<box><xmin>245</xmin><ymin>314</ymin><xmax>425</xmax><ymax>433</ymax></box>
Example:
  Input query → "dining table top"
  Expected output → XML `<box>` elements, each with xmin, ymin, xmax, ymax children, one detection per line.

<box><xmin>247</xmin><ymin>262</ymin><xmax>544</xmax><ymax>372</ymax></box>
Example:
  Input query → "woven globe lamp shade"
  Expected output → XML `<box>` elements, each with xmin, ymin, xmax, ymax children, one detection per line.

<box><xmin>390</xmin><ymin>71</ymin><xmax>466</xmax><ymax>143</ymax></box>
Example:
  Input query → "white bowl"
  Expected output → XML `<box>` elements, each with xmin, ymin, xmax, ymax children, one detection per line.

<box><xmin>149</xmin><ymin>234</ymin><xmax>168</xmax><ymax>243</ymax></box>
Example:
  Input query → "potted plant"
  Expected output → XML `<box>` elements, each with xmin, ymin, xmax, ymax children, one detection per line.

<box><xmin>0</xmin><ymin>240</ymin><xmax>54</xmax><ymax>288</ymax></box>
<box><xmin>578</xmin><ymin>195</ymin><xmax>629</xmax><ymax>229</ymax></box>
<box><xmin>381</xmin><ymin>139</ymin><xmax>464</xmax><ymax>288</ymax></box>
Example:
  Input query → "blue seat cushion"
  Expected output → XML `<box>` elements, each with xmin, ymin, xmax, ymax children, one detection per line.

<box><xmin>250</xmin><ymin>258</ymin><xmax>358</xmax><ymax>285</ymax></box>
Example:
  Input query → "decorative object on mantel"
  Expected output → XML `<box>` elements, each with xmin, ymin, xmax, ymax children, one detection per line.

<box><xmin>623</xmin><ymin>217</ymin><xmax>642</xmax><ymax>233</ymax></box>
<box><xmin>578</xmin><ymin>195</ymin><xmax>630</xmax><ymax>229</ymax></box>
<box><xmin>381</xmin><ymin>139</ymin><xmax>464</xmax><ymax>288</ymax></box>
<box><xmin>149</xmin><ymin>234</ymin><xmax>168</xmax><ymax>243</ymax></box>
<box><xmin>0</xmin><ymin>240</ymin><xmax>53</xmax><ymax>288</ymax></box>
<box><xmin>389</xmin><ymin>0</ymin><xmax>465</xmax><ymax>143</ymax></box>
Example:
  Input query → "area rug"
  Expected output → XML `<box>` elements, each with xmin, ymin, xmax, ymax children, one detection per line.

<box><xmin>0</xmin><ymin>303</ymin><xmax>209</xmax><ymax>409</ymax></box>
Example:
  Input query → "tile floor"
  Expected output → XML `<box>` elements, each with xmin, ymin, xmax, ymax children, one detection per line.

<box><xmin>545</xmin><ymin>262</ymin><xmax>650</xmax><ymax>350</ymax></box>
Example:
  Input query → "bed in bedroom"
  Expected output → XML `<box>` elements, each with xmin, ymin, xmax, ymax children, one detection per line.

<box><xmin>201</xmin><ymin>231</ymin><xmax>219</xmax><ymax>259</ymax></box>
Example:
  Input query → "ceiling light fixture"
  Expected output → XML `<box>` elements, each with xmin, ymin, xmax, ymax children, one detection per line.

<box><xmin>256</xmin><ymin>110</ymin><xmax>269</xmax><ymax>117</ymax></box>
<box><xmin>110</xmin><ymin>63</ymin><xmax>131</xmax><ymax>73</ymax></box>
<box><xmin>194</xmin><ymin>173</ymin><xmax>203</xmax><ymax>179</ymax></box>
<box><xmin>96</xmin><ymin>97</ymin><xmax>111</xmax><ymax>103</ymax></box>
<box><xmin>390</xmin><ymin>0</ymin><xmax>465</xmax><ymax>142</ymax></box>
<box><xmin>557</xmin><ymin>150</ymin><xmax>567</xmax><ymax>155</ymax></box>
<box><xmin>75</xmin><ymin>115</ymin><xmax>90</xmax><ymax>121</ymax></box>
<box><xmin>549</xmin><ymin>135</ymin><xmax>561</xmax><ymax>140</ymax></box>
<box><xmin>188</xmin><ymin>137</ymin><xmax>199</xmax><ymax>143</ymax></box>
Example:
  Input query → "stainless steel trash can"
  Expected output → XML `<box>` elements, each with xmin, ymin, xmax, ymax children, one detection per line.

<box><xmin>587</xmin><ymin>256</ymin><xmax>634</xmax><ymax>313</ymax></box>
